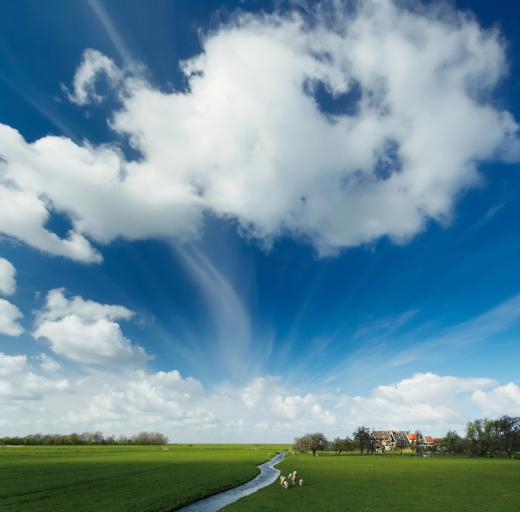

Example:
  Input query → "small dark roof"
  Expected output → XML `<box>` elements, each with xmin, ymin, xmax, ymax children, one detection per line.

<box><xmin>393</xmin><ymin>431</ymin><xmax>410</xmax><ymax>442</ymax></box>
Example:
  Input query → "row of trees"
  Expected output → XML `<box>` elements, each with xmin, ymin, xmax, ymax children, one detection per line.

<box><xmin>0</xmin><ymin>431</ymin><xmax>169</xmax><ymax>446</ymax></box>
<box><xmin>442</xmin><ymin>416</ymin><xmax>520</xmax><ymax>458</ymax></box>
<box><xmin>293</xmin><ymin>416</ymin><xmax>520</xmax><ymax>458</ymax></box>
<box><xmin>294</xmin><ymin>428</ymin><xmax>410</xmax><ymax>456</ymax></box>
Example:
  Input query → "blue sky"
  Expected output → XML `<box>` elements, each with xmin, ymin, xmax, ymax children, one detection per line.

<box><xmin>0</xmin><ymin>0</ymin><xmax>520</xmax><ymax>441</ymax></box>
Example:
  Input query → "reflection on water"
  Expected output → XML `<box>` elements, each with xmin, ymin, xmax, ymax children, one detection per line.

<box><xmin>176</xmin><ymin>451</ymin><xmax>286</xmax><ymax>512</ymax></box>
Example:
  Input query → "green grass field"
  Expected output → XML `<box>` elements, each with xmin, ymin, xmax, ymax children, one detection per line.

<box><xmin>3</xmin><ymin>446</ymin><xmax>520</xmax><ymax>512</ymax></box>
<box><xmin>0</xmin><ymin>444</ymin><xmax>285</xmax><ymax>511</ymax></box>
<box><xmin>224</xmin><ymin>453</ymin><xmax>520</xmax><ymax>512</ymax></box>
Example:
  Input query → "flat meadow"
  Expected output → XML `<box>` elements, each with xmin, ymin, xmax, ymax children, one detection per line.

<box><xmin>225</xmin><ymin>453</ymin><xmax>520</xmax><ymax>512</ymax></box>
<box><xmin>0</xmin><ymin>444</ymin><xmax>285</xmax><ymax>511</ymax></box>
<box><xmin>2</xmin><ymin>445</ymin><xmax>520</xmax><ymax>512</ymax></box>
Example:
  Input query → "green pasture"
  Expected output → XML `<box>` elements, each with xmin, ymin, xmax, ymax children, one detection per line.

<box><xmin>2</xmin><ymin>445</ymin><xmax>520</xmax><ymax>512</ymax></box>
<box><xmin>225</xmin><ymin>453</ymin><xmax>520</xmax><ymax>511</ymax></box>
<box><xmin>0</xmin><ymin>444</ymin><xmax>285</xmax><ymax>512</ymax></box>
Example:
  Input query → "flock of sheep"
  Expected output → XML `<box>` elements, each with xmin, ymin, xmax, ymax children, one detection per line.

<box><xmin>279</xmin><ymin>470</ymin><xmax>304</xmax><ymax>489</ymax></box>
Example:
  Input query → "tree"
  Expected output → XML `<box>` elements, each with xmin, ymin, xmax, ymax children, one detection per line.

<box><xmin>131</xmin><ymin>432</ymin><xmax>169</xmax><ymax>445</ymax></box>
<box><xmin>343</xmin><ymin>437</ymin><xmax>356</xmax><ymax>453</ymax></box>
<box><xmin>353</xmin><ymin>426</ymin><xmax>371</xmax><ymax>455</ymax></box>
<box><xmin>414</xmin><ymin>430</ymin><xmax>423</xmax><ymax>456</ymax></box>
<box><xmin>441</xmin><ymin>430</ymin><xmax>466</xmax><ymax>455</ymax></box>
<box><xmin>293</xmin><ymin>436</ymin><xmax>306</xmax><ymax>454</ymax></box>
<box><xmin>368</xmin><ymin>434</ymin><xmax>376</xmax><ymax>455</ymax></box>
<box><xmin>331</xmin><ymin>437</ymin><xmax>348</xmax><ymax>455</ymax></box>
<box><xmin>293</xmin><ymin>433</ymin><xmax>328</xmax><ymax>456</ymax></box>
<box><xmin>495</xmin><ymin>416</ymin><xmax>520</xmax><ymax>459</ymax></box>
<box><xmin>466</xmin><ymin>419</ymin><xmax>496</xmax><ymax>457</ymax></box>
<box><xmin>308</xmin><ymin>433</ymin><xmax>328</xmax><ymax>456</ymax></box>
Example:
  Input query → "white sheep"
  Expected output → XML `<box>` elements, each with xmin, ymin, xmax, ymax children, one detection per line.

<box><xmin>290</xmin><ymin>471</ymin><xmax>297</xmax><ymax>485</ymax></box>
<box><xmin>283</xmin><ymin>480</ymin><xmax>289</xmax><ymax>489</ymax></box>
<box><xmin>299</xmin><ymin>478</ymin><xmax>304</xmax><ymax>486</ymax></box>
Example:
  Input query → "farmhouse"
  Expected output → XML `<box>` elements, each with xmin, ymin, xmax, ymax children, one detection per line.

<box><xmin>406</xmin><ymin>432</ymin><xmax>420</xmax><ymax>446</ymax></box>
<box><xmin>391</xmin><ymin>431</ymin><xmax>411</xmax><ymax>448</ymax></box>
<box><xmin>423</xmin><ymin>436</ymin><xmax>436</xmax><ymax>448</ymax></box>
<box><xmin>371</xmin><ymin>431</ymin><xmax>394</xmax><ymax>451</ymax></box>
<box><xmin>370</xmin><ymin>430</ymin><xmax>437</xmax><ymax>452</ymax></box>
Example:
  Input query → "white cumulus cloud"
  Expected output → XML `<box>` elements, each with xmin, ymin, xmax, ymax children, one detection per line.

<box><xmin>0</xmin><ymin>180</ymin><xmax>102</xmax><ymax>263</ymax></box>
<box><xmin>0</xmin><ymin>258</ymin><xmax>22</xmax><ymax>336</ymax></box>
<box><xmin>336</xmin><ymin>372</ymin><xmax>498</xmax><ymax>430</ymax></box>
<box><xmin>0</xmin><ymin>360</ymin><xmax>517</xmax><ymax>440</ymax></box>
<box><xmin>0</xmin><ymin>299</ymin><xmax>23</xmax><ymax>336</ymax></box>
<box><xmin>0</xmin><ymin>352</ymin><xmax>68</xmax><ymax>401</ymax></box>
<box><xmin>0</xmin><ymin>353</ymin><xmax>27</xmax><ymax>376</ymax></box>
<box><xmin>0</xmin><ymin>0</ymin><xmax>518</xmax><ymax>261</ymax></box>
<box><xmin>0</xmin><ymin>257</ymin><xmax>16</xmax><ymax>296</ymax></box>
<box><xmin>33</xmin><ymin>288</ymin><xmax>147</xmax><ymax>365</ymax></box>
<box><xmin>241</xmin><ymin>375</ymin><xmax>337</xmax><ymax>426</ymax></box>
<box><xmin>37</xmin><ymin>353</ymin><xmax>62</xmax><ymax>373</ymax></box>
<box><xmin>472</xmin><ymin>383</ymin><xmax>520</xmax><ymax>416</ymax></box>
<box><xmin>374</xmin><ymin>372</ymin><xmax>496</xmax><ymax>404</ymax></box>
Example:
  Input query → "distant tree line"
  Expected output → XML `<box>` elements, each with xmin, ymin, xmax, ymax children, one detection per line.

<box><xmin>294</xmin><ymin>427</ymin><xmax>389</xmax><ymax>456</ymax></box>
<box><xmin>293</xmin><ymin>416</ymin><xmax>520</xmax><ymax>459</ymax></box>
<box><xmin>293</xmin><ymin>430</ymin><xmax>370</xmax><ymax>456</ymax></box>
<box><xmin>440</xmin><ymin>416</ymin><xmax>520</xmax><ymax>459</ymax></box>
<box><xmin>0</xmin><ymin>431</ymin><xmax>169</xmax><ymax>446</ymax></box>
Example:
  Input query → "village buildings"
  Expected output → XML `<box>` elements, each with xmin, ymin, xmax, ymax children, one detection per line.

<box><xmin>370</xmin><ymin>430</ymin><xmax>439</xmax><ymax>452</ymax></box>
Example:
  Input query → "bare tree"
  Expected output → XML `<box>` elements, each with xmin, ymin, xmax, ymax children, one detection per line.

<box><xmin>131</xmin><ymin>432</ymin><xmax>169</xmax><ymax>445</ymax></box>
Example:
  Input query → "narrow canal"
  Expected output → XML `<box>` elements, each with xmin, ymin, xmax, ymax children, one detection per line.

<box><xmin>175</xmin><ymin>451</ymin><xmax>286</xmax><ymax>512</ymax></box>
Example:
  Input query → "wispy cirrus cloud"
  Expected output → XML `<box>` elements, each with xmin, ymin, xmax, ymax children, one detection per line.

<box><xmin>388</xmin><ymin>294</ymin><xmax>520</xmax><ymax>368</ymax></box>
<box><xmin>87</xmin><ymin>0</ymin><xmax>134</xmax><ymax>68</ymax></box>
<box><xmin>312</xmin><ymin>293</ymin><xmax>520</xmax><ymax>394</ymax></box>
<box><xmin>174</xmin><ymin>245</ymin><xmax>256</xmax><ymax>380</ymax></box>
